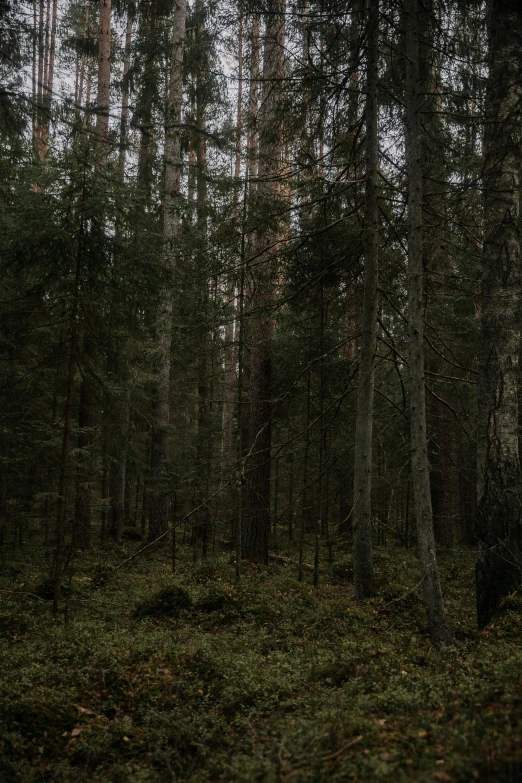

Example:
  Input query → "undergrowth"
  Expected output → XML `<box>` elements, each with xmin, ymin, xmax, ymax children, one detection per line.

<box><xmin>0</xmin><ymin>540</ymin><xmax>521</xmax><ymax>782</ymax></box>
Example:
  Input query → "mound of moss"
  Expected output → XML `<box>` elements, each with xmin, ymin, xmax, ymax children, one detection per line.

<box><xmin>196</xmin><ymin>590</ymin><xmax>231</xmax><ymax>613</ymax></box>
<box><xmin>121</xmin><ymin>527</ymin><xmax>143</xmax><ymax>542</ymax></box>
<box><xmin>34</xmin><ymin>578</ymin><xmax>72</xmax><ymax>601</ymax></box>
<box><xmin>134</xmin><ymin>585</ymin><xmax>192</xmax><ymax>619</ymax></box>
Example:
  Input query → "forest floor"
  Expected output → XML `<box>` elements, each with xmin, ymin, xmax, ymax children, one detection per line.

<box><xmin>1</xmin><ymin>536</ymin><xmax>522</xmax><ymax>782</ymax></box>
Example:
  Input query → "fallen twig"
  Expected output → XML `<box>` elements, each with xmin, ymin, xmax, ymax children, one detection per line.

<box><xmin>268</xmin><ymin>552</ymin><xmax>318</xmax><ymax>573</ymax></box>
<box><xmin>0</xmin><ymin>588</ymin><xmax>45</xmax><ymax>602</ymax></box>
<box><xmin>321</xmin><ymin>734</ymin><xmax>363</xmax><ymax>762</ymax></box>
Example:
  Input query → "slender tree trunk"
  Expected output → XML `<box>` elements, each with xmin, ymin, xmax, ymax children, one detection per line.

<box><xmin>428</xmin><ymin>390</ymin><xmax>452</xmax><ymax>545</ymax></box>
<box><xmin>53</xmin><ymin>225</ymin><xmax>83</xmax><ymax>614</ymax></box>
<box><xmin>95</xmin><ymin>0</ymin><xmax>111</xmax><ymax>143</ymax></box>
<box><xmin>107</xmin><ymin>9</ymin><xmax>133</xmax><ymax>540</ymax></box>
<box><xmin>34</xmin><ymin>0</ymin><xmax>45</xmax><ymax>158</ymax></box>
<box><xmin>242</xmin><ymin>0</ymin><xmax>286</xmax><ymax>564</ymax></box>
<box><xmin>299</xmin><ymin>367</ymin><xmax>311</xmax><ymax>581</ymax></box>
<box><xmin>84</xmin><ymin>55</ymin><xmax>94</xmax><ymax>127</ymax></box>
<box><xmin>245</xmin><ymin>13</ymin><xmax>260</xmax><ymax>185</ymax></box>
<box><xmin>421</xmin><ymin>0</ymin><xmax>453</xmax><ymax>548</ymax></box>
<box><xmin>74</xmin><ymin>0</ymin><xmax>112</xmax><ymax>547</ymax></box>
<box><xmin>193</xmin><ymin>0</ymin><xmax>213</xmax><ymax>556</ymax></box>
<box><xmin>74</xmin><ymin>360</ymin><xmax>94</xmax><ymax>549</ymax></box>
<box><xmin>288</xmin><ymin>455</ymin><xmax>294</xmax><ymax>541</ymax></box>
<box><xmin>316</xmin><ymin>287</ymin><xmax>326</xmax><ymax>549</ymax></box>
<box><xmin>459</xmin><ymin>436</ymin><xmax>476</xmax><ymax>546</ymax></box>
<box><xmin>476</xmin><ymin>0</ymin><xmax>522</xmax><ymax>629</ymax></box>
<box><xmin>273</xmin><ymin>456</ymin><xmax>279</xmax><ymax>537</ymax></box>
<box><xmin>100</xmin><ymin>441</ymin><xmax>108</xmax><ymax>544</ymax></box>
<box><xmin>118</xmin><ymin>11</ymin><xmax>133</xmax><ymax>176</ymax></box>
<box><xmin>404</xmin><ymin>0</ymin><xmax>452</xmax><ymax>647</ymax></box>
<box><xmin>148</xmin><ymin>0</ymin><xmax>187</xmax><ymax>542</ymax></box>
<box><xmin>109</xmin><ymin>388</ymin><xmax>131</xmax><ymax>543</ymax></box>
<box><xmin>32</xmin><ymin>0</ymin><xmax>37</xmax><ymax>142</ymax></box>
<box><xmin>222</xmin><ymin>12</ymin><xmax>244</xmax><ymax>472</ymax></box>
<box><xmin>42</xmin><ymin>0</ymin><xmax>50</xmax><ymax>102</ymax></box>
<box><xmin>76</xmin><ymin>9</ymin><xmax>89</xmax><ymax>121</ymax></box>
<box><xmin>235</xmin><ymin>189</ymin><xmax>247</xmax><ymax>582</ymax></box>
<box><xmin>136</xmin><ymin>1</ymin><xmax>157</xmax><ymax>194</ymax></box>
<box><xmin>38</xmin><ymin>0</ymin><xmax>57</xmax><ymax>159</ymax></box>
<box><xmin>353</xmin><ymin>0</ymin><xmax>379</xmax><ymax>600</ymax></box>
<box><xmin>238</xmin><ymin>12</ymin><xmax>260</xmax><ymax>519</ymax></box>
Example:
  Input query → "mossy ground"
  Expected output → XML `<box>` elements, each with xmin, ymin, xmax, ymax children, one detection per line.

<box><xmin>1</xmin><ymin>540</ymin><xmax>521</xmax><ymax>782</ymax></box>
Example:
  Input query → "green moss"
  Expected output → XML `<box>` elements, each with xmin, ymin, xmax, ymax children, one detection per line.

<box><xmin>0</xmin><ymin>545</ymin><xmax>521</xmax><ymax>781</ymax></box>
<box><xmin>133</xmin><ymin>585</ymin><xmax>192</xmax><ymax>619</ymax></box>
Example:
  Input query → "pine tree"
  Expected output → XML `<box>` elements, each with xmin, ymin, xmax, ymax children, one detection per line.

<box><xmin>404</xmin><ymin>0</ymin><xmax>452</xmax><ymax>647</ymax></box>
<box><xmin>242</xmin><ymin>0</ymin><xmax>286</xmax><ymax>563</ymax></box>
<box><xmin>476</xmin><ymin>0</ymin><xmax>522</xmax><ymax>629</ymax></box>
<box><xmin>148</xmin><ymin>0</ymin><xmax>187</xmax><ymax>542</ymax></box>
<box><xmin>353</xmin><ymin>0</ymin><xmax>379</xmax><ymax>600</ymax></box>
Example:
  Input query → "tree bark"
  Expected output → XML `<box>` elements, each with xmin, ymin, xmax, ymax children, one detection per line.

<box><xmin>109</xmin><ymin>388</ymin><xmax>131</xmax><ymax>544</ymax></box>
<box><xmin>238</xmin><ymin>11</ymin><xmax>260</xmax><ymax>502</ymax></box>
<box><xmin>192</xmin><ymin>0</ymin><xmax>213</xmax><ymax>556</ymax></box>
<box><xmin>421</xmin><ymin>0</ymin><xmax>453</xmax><ymax>548</ymax></box>
<box><xmin>245</xmin><ymin>13</ymin><xmax>260</xmax><ymax>185</ymax></box>
<box><xmin>221</xmin><ymin>12</ymin><xmax>243</xmax><ymax>473</ymax></box>
<box><xmin>34</xmin><ymin>0</ymin><xmax>45</xmax><ymax>158</ymax></box>
<box><xmin>136</xmin><ymin>1</ymin><xmax>157</xmax><ymax>195</ymax></box>
<box><xmin>404</xmin><ymin>0</ymin><xmax>452</xmax><ymax>647</ymax></box>
<box><xmin>74</xmin><ymin>355</ymin><xmax>94</xmax><ymax>549</ymax></box>
<box><xmin>148</xmin><ymin>0</ymin><xmax>187</xmax><ymax>542</ymax></box>
<box><xmin>95</xmin><ymin>0</ymin><xmax>111</xmax><ymax>143</ymax></box>
<box><xmin>476</xmin><ymin>0</ymin><xmax>522</xmax><ymax>629</ymax></box>
<box><xmin>73</xmin><ymin>0</ymin><xmax>112</xmax><ymax>547</ymax></box>
<box><xmin>353</xmin><ymin>0</ymin><xmax>379</xmax><ymax>600</ymax></box>
<box><xmin>118</xmin><ymin>11</ymin><xmax>133</xmax><ymax>176</ymax></box>
<box><xmin>241</xmin><ymin>1</ymin><xmax>285</xmax><ymax>563</ymax></box>
<box><xmin>38</xmin><ymin>0</ymin><xmax>57</xmax><ymax>159</ymax></box>
<box><xmin>53</xmin><ymin>225</ymin><xmax>83</xmax><ymax>614</ymax></box>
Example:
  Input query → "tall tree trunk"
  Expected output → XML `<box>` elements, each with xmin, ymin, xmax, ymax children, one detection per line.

<box><xmin>74</xmin><ymin>0</ymin><xmax>112</xmax><ymax>547</ymax></box>
<box><xmin>422</xmin><ymin>0</ymin><xmax>453</xmax><ymax>548</ymax></box>
<box><xmin>241</xmin><ymin>0</ymin><xmax>286</xmax><ymax>564</ymax></box>
<box><xmin>84</xmin><ymin>55</ymin><xmax>94</xmax><ymax>128</ymax></box>
<box><xmin>353</xmin><ymin>0</ymin><xmax>379</xmax><ymax>600</ymax></box>
<box><xmin>148</xmin><ymin>0</ymin><xmax>187</xmax><ymax>542</ymax></box>
<box><xmin>42</xmin><ymin>0</ymin><xmax>50</xmax><ymax>104</ymax></box>
<box><xmin>38</xmin><ymin>0</ymin><xmax>57</xmax><ymax>159</ymax></box>
<box><xmin>221</xmin><ymin>12</ymin><xmax>243</xmax><ymax>473</ymax></box>
<box><xmin>53</xmin><ymin>223</ymin><xmax>83</xmax><ymax>613</ymax></box>
<box><xmin>118</xmin><ymin>11</ymin><xmax>133</xmax><ymax>176</ymax></box>
<box><xmin>245</xmin><ymin>13</ymin><xmax>260</xmax><ymax>185</ymax></box>
<box><xmin>193</xmin><ymin>0</ymin><xmax>212</xmax><ymax>556</ymax></box>
<box><xmin>299</xmin><ymin>367</ymin><xmax>312</xmax><ymax>580</ymax></box>
<box><xmin>476</xmin><ymin>0</ymin><xmax>522</xmax><ymax>629</ymax></box>
<box><xmin>136</xmin><ymin>1</ymin><xmax>157</xmax><ymax>194</ymax></box>
<box><xmin>235</xmin><ymin>185</ymin><xmax>247</xmax><ymax>581</ymax></box>
<box><xmin>95</xmin><ymin>0</ymin><xmax>111</xmax><ymax>144</ymax></box>
<box><xmin>75</xmin><ymin>8</ymin><xmax>89</xmax><ymax>121</ymax></box>
<box><xmin>109</xmin><ymin>388</ymin><xmax>131</xmax><ymax>543</ymax></box>
<box><xmin>34</xmin><ymin>0</ymin><xmax>45</xmax><ymax>159</ymax></box>
<box><xmin>32</xmin><ymin>0</ymin><xmax>37</xmax><ymax>142</ymax></box>
<box><xmin>404</xmin><ymin>0</ymin><xmax>452</xmax><ymax>647</ymax></box>
<box><xmin>74</xmin><ymin>353</ymin><xmax>94</xmax><ymax>549</ymax></box>
<box><xmin>109</xmin><ymin>8</ymin><xmax>133</xmax><ymax>537</ymax></box>
<box><xmin>238</xmin><ymin>12</ymin><xmax>260</xmax><ymax>501</ymax></box>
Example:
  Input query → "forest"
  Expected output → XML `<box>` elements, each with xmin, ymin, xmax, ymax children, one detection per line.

<box><xmin>1</xmin><ymin>0</ymin><xmax>522</xmax><ymax>780</ymax></box>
